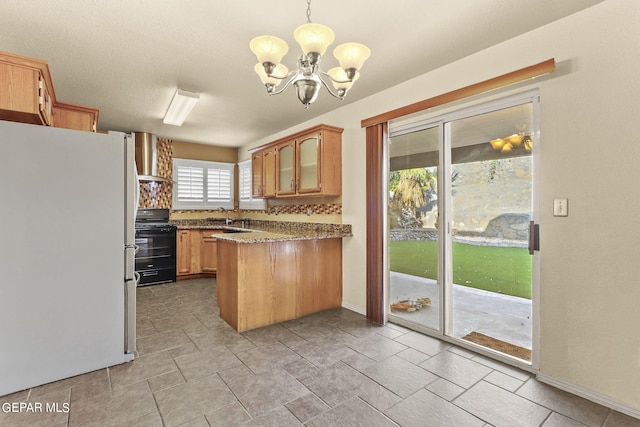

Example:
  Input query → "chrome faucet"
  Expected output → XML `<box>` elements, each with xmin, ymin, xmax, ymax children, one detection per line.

<box><xmin>218</xmin><ymin>207</ymin><xmax>233</xmax><ymax>225</ymax></box>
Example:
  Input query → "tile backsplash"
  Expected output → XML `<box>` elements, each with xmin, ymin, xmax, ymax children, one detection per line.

<box><xmin>138</xmin><ymin>137</ymin><xmax>343</xmax><ymax>221</ymax></box>
<box><xmin>138</xmin><ymin>137</ymin><xmax>172</xmax><ymax>209</ymax></box>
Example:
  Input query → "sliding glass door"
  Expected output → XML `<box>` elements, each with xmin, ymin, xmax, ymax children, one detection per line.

<box><xmin>446</xmin><ymin>103</ymin><xmax>534</xmax><ymax>361</ymax></box>
<box><xmin>388</xmin><ymin>94</ymin><xmax>538</xmax><ymax>364</ymax></box>
<box><xmin>388</xmin><ymin>125</ymin><xmax>441</xmax><ymax>331</ymax></box>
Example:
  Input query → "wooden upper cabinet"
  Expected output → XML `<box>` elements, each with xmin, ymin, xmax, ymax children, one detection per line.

<box><xmin>0</xmin><ymin>50</ymin><xmax>98</xmax><ymax>132</ymax></box>
<box><xmin>262</xmin><ymin>149</ymin><xmax>277</xmax><ymax>198</ymax></box>
<box><xmin>314</xmin><ymin>126</ymin><xmax>342</xmax><ymax>196</ymax></box>
<box><xmin>276</xmin><ymin>141</ymin><xmax>296</xmax><ymax>196</ymax></box>
<box><xmin>297</xmin><ymin>135</ymin><xmax>321</xmax><ymax>194</ymax></box>
<box><xmin>251</xmin><ymin>151</ymin><xmax>264</xmax><ymax>197</ymax></box>
<box><xmin>0</xmin><ymin>62</ymin><xmax>52</xmax><ymax>126</ymax></box>
<box><xmin>251</xmin><ymin>147</ymin><xmax>278</xmax><ymax>199</ymax></box>
<box><xmin>251</xmin><ymin>124</ymin><xmax>343</xmax><ymax>199</ymax></box>
<box><xmin>52</xmin><ymin>102</ymin><xmax>98</xmax><ymax>132</ymax></box>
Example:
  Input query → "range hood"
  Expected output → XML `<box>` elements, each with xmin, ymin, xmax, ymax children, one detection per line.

<box><xmin>134</xmin><ymin>132</ymin><xmax>168</xmax><ymax>182</ymax></box>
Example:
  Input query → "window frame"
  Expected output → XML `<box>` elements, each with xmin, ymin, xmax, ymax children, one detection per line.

<box><xmin>172</xmin><ymin>158</ymin><xmax>235</xmax><ymax>210</ymax></box>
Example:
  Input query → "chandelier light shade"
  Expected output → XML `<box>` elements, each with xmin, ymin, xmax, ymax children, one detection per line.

<box><xmin>254</xmin><ymin>63</ymin><xmax>289</xmax><ymax>86</ymax></box>
<box><xmin>489</xmin><ymin>127</ymin><xmax>533</xmax><ymax>154</ymax></box>
<box><xmin>333</xmin><ymin>43</ymin><xmax>371</xmax><ymax>73</ymax></box>
<box><xmin>327</xmin><ymin>67</ymin><xmax>359</xmax><ymax>91</ymax></box>
<box><xmin>249</xmin><ymin>36</ymin><xmax>289</xmax><ymax>69</ymax></box>
<box><xmin>249</xmin><ymin>0</ymin><xmax>370</xmax><ymax>108</ymax></box>
<box><xmin>489</xmin><ymin>138</ymin><xmax>507</xmax><ymax>151</ymax></box>
<box><xmin>294</xmin><ymin>23</ymin><xmax>335</xmax><ymax>56</ymax></box>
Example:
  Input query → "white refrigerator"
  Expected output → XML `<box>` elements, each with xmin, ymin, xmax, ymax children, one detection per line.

<box><xmin>0</xmin><ymin>120</ymin><xmax>137</xmax><ymax>396</ymax></box>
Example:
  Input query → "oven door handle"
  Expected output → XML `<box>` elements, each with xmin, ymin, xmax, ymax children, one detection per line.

<box><xmin>135</xmin><ymin>230</ymin><xmax>176</xmax><ymax>238</ymax></box>
<box><xmin>137</xmin><ymin>231</ymin><xmax>163</xmax><ymax>238</ymax></box>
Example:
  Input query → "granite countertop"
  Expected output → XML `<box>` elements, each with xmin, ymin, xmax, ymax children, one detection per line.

<box><xmin>171</xmin><ymin>219</ymin><xmax>352</xmax><ymax>244</ymax></box>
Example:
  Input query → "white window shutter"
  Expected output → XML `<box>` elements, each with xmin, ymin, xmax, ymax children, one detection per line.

<box><xmin>176</xmin><ymin>165</ymin><xmax>204</xmax><ymax>202</ymax></box>
<box><xmin>207</xmin><ymin>167</ymin><xmax>232</xmax><ymax>202</ymax></box>
<box><xmin>238</xmin><ymin>159</ymin><xmax>265</xmax><ymax>210</ymax></box>
<box><xmin>173</xmin><ymin>159</ymin><xmax>234</xmax><ymax>210</ymax></box>
<box><xmin>239</xmin><ymin>163</ymin><xmax>252</xmax><ymax>200</ymax></box>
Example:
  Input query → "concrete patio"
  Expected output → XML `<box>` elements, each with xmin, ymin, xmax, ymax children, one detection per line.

<box><xmin>389</xmin><ymin>271</ymin><xmax>532</xmax><ymax>351</ymax></box>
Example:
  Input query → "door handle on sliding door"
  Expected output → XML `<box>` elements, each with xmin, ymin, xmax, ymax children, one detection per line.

<box><xmin>528</xmin><ymin>221</ymin><xmax>540</xmax><ymax>255</ymax></box>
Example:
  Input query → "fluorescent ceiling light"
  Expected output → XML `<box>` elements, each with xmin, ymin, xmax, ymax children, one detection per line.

<box><xmin>163</xmin><ymin>89</ymin><xmax>200</xmax><ymax>126</ymax></box>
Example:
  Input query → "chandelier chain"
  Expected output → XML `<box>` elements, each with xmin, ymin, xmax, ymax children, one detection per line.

<box><xmin>306</xmin><ymin>0</ymin><xmax>312</xmax><ymax>23</ymax></box>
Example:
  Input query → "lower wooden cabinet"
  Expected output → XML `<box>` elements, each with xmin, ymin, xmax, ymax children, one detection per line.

<box><xmin>216</xmin><ymin>238</ymin><xmax>343</xmax><ymax>332</ymax></box>
<box><xmin>177</xmin><ymin>229</ymin><xmax>223</xmax><ymax>279</ymax></box>
<box><xmin>177</xmin><ymin>230</ymin><xmax>195</xmax><ymax>276</ymax></box>
<box><xmin>201</xmin><ymin>230</ymin><xmax>223</xmax><ymax>273</ymax></box>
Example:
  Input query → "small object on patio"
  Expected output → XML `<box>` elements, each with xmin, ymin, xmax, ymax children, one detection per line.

<box><xmin>390</xmin><ymin>302</ymin><xmax>412</xmax><ymax>311</ymax></box>
<box><xmin>390</xmin><ymin>297</ymin><xmax>431</xmax><ymax>312</ymax></box>
<box><xmin>416</xmin><ymin>297</ymin><xmax>431</xmax><ymax>306</ymax></box>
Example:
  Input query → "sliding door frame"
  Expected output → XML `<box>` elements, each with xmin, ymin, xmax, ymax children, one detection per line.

<box><xmin>364</xmin><ymin>59</ymin><xmax>552</xmax><ymax>370</ymax></box>
<box><xmin>366</xmin><ymin>123</ymin><xmax>387</xmax><ymax>325</ymax></box>
<box><xmin>440</xmin><ymin>93</ymin><xmax>541</xmax><ymax>368</ymax></box>
<box><xmin>383</xmin><ymin>91</ymin><xmax>541</xmax><ymax>371</ymax></box>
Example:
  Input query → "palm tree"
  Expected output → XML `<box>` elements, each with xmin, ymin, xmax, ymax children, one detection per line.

<box><xmin>389</xmin><ymin>168</ymin><xmax>436</xmax><ymax>228</ymax></box>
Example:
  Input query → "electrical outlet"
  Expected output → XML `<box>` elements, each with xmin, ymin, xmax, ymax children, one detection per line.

<box><xmin>553</xmin><ymin>198</ymin><xmax>568</xmax><ymax>217</ymax></box>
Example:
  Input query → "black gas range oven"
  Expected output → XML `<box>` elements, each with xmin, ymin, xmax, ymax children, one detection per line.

<box><xmin>135</xmin><ymin>208</ymin><xmax>177</xmax><ymax>286</ymax></box>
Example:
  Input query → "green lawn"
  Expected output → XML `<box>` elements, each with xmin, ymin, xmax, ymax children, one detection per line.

<box><xmin>389</xmin><ymin>240</ymin><xmax>532</xmax><ymax>299</ymax></box>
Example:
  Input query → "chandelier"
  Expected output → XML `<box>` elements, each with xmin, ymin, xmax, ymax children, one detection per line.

<box><xmin>249</xmin><ymin>0</ymin><xmax>371</xmax><ymax>108</ymax></box>
<box><xmin>489</xmin><ymin>124</ymin><xmax>533</xmax><ymax>153</ymax></box>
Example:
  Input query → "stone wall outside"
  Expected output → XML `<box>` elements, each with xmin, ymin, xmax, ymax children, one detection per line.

<box><xmin>391</xmin><ymin>157</ymin><xmax>531</xmax><ymax>247</ymax></box>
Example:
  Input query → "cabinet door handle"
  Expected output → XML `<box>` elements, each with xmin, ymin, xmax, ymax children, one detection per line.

<box><xmin>528</xmin><ymin>221</ymin><xmax>540</xmax><ymax>255</ymax></box>
<box><xmin>290</xmin><ymin>179</ymin><xmax>294</xmax><ymax>190</ymax></box>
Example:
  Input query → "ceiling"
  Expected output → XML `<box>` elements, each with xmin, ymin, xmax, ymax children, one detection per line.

<box><xmin>1</xmin><ymin>0</ymin><xmax>602</xmax><ymax>148</ymax></box>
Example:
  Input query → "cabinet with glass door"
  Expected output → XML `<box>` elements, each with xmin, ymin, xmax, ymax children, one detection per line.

<box><xmin>276</xmin><ymin>124</ymin><xmax>343</xmax><ymax>197</ymax></box>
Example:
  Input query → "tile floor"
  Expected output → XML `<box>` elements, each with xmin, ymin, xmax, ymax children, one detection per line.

<box><xmin>1</xmin><ymin>278</ymin><xmax>638</xmax><ymax>427</ymax></box>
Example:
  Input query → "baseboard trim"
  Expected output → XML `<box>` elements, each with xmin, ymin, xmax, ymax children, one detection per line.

<box><xmin>537</xmin><ymin>372</ymin><xmax>640</xmax><ymax>420</ymax></box>
<box><xmin>341</xmin><ymin>301</ymin><xmax>366</xmax><ymax>316</ymax></box>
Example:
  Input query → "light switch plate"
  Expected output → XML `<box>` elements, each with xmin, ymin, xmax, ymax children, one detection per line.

<box><xmin>553</xmin><ymin>198</ymin><xmax>568</xmax><ymax>217</ymax></box>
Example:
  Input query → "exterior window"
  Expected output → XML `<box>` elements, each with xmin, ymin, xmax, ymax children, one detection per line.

<box><xmin>238</xmin><ymin>160</ymin><xmax>265</xmax><ymax>210</ymax></box>
<box><xmin>172</xmin><ymin>158</ymin><xmax>234</xmax><ymax>210</ymax></box>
